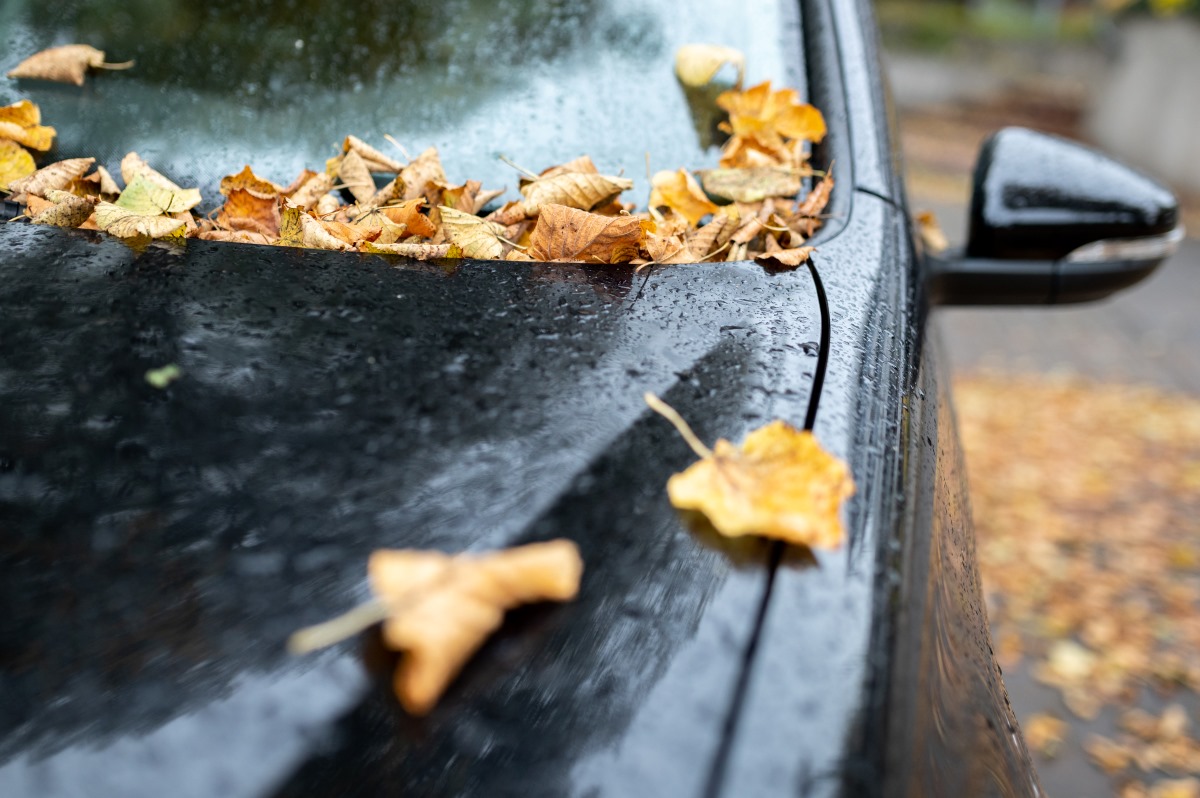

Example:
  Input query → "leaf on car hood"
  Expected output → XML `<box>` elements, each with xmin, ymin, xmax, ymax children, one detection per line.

<box><xmin>116</xmin><ymin>175</ymin><xmax>202</xmax><ymax>215</ymax></box>
<box><xmin>698</xmin><ymin>167</ymin><xmax>802</xmax><ymax>204</ymax></box>
<box><xmin>6</xmin><ymin>44</ymin><xmax>133</xmax><ymax>86</ymax></box>
<box><xmin>674</xmin><ymin>43</ymin><xmax>745</xmax><ymax>89</ymax></box>
<box><xmin>528</xmin><ymin>204</ymin><xmax>645</xmax><ymax>263</ymax></box>
<box><xmin>0</xmin><ymin>140</ymin><xmax>36</xmax><ymax>192</ymax></box>
<box><xmin>219</xmin><ymin>165</ymin><xmax>282</xmax><ymax>199</ymax></box>
<box><xmin>648</xmin><ymin>169</ymin><xmax>718</xmax><ymax>227</ymax></box>
<box><xmin>0</xmin><ymin>99</ymin><xmax>57</xmax><ymax>152</ymax></box>
<box><xmin>520</xmin><ymin>170</ymin><xmax>634</xmax><ymax>216</ymax></box>
<box><xmin>216</xmin><ymin>188</ymin><xmax>281</xmax><ymax>238</ymax></box>
<box><xmin>645</xmin><ymin>393</ymin><xmax>855</xmax><ymax>549</ymax></box>
<box><xmin>439</xmin><ymin>205</ymin><xmax>510</xmax><ymax>259</ymax></box>
<box><xmin>288</xmin><ymin>540</ymin><xmax>583</xmax><ymax>716</ymax></box>
<box><xmin>5</xmin><ymin>157</ymin><xmax>95</xmax><ymax>203</ymax></box>
<box><xmin>30</xmin><ymin>189</ymin><xmax>96</xmax><ymax>228</ymax></box>
<box><xmin>95</xmin><ymin>201</ymin><xmax>186</xmax><ymax>239</ymax></box>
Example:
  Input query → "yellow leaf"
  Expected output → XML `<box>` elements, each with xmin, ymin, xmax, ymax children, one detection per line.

<box><xmin>645</xmin><ymin>393</ymin><xmax>855</xmax><ymax>548</ymax></box>
<box><xmin>400</xmin><ymin>147</ymin><xmax>447</xmax><ymax>202</ymax></box>
<box><xmin>95</xmin><ymin>201</ymin><xmax>186</xmax><ymax>239</ymax></box>
<box><xmin>520</xmin><ymin>171</ymin><xmax>634</xmax><ymax>215</ymax></box>
<box><xmin>279</xmin><ymin>202</ymin><xmax>351</xmax><ymax>250</ymax></box>
<box><xmin>377</xmin><ymin>198</ymin><xmax>437</xmax><ymax>238</ymax></box>
<box><xmin>120</xmin><ymin>152</ymin><xmax>187</xmax><ymax>193</ymax></box>
<box><xmin>362</xmin><ymin>241</ymin><xmax>462</xmax><ymax>259</ymax></box>
<box><xmin>697</xmin><ymin>167</ymin><xmax>802</xmax><ymax>203</ymax></box>
<box><xmin>439</xmin><ymin>205</ymin><xmax>509</xmax><ymax>259</ymax></box>
<box><xmin>6</xmin><ymin>157</ymin><xmax>95</xmax><ymax>202</ymax></box>
<box><xmin>334</xmin><ymin>149</ymin><xmax>375</xmax><ymax>204</ymax></box>
<box><xmin>527</xmin><ymin>204</ymin><xmax>643</xmax><ymax>263</ymax></box>
<box><xmin>288</xmin><ymin>540</ymin><xmax>583</xmax><ymax>716</ymax></box>
<box><xmin>0</xmin><ymin>99</ymin><xmax>56</xmax><ymax>151</ymax></box>
<box><xmin>343</xmin><ymin>135</ymin><xmax>403</xmax><ymax>173</ymax></box>
<box><xmin>915</xmin><ymin>210</ymin><xmax>949</xmax><ymax>254</ymax></box>
<box><xmin>31</xmin><ymin>190</ymin><xmax>96</xmax><ymax>228</ymax></box>
<box><xmin>219</xmin><ymin>165</ymin><xmax>282</xmax><ymax>199</ymax></box>
<box><xmin>6</xmin><ymin>44</ymin><xmax>133</xmax><ymax>86</ymax></box>
<box><xmin>0</xmin><ymin>140</ymin><xmax>35</xmax><ymax>192</ymax></box>
<box><xmin>116</xmin><ymin>175</ymin><xmax>202</xmax><ymax>215</ymax></box>
<box><xmin>674</xmin><ymin>43</ymin><xmax>745</xmax><ymax>88</ymax></box>
<box><xmin>649</xmin><ymin>169</ymin><xmax>718</xmax><ymax>227</ymax></box>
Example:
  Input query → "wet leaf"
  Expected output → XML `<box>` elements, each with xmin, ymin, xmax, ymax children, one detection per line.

<box><xmin>674</xmin><ymin>43</ymin><xmax>745</xmax><ymax>88</ymax></box>
<box><xmin>520</xmin><ymin>170</ymin><xmax>633</xmax><ymax>215</ymax></box>
<box><xmin>288</xmin><ymin>540</ymin><xmax>583</xmax><ymax>716</ymax></box>
<box><xmin>649</xmin><ymin>169</ymin><xmax>718</xmax><ymax>227</ymax></box>
<box><xmin>7</xmin><ymin>44</ymin><xmax>133</xmax><ymax>86</ymax></box>
<box><xmin>216</xmin><ymin>188</ymin><xmax>280</xmax><ymax>237</ymax></box>
<box><xmin>6</xmin><ymin>157</ymin><xmax>96</xmax><ymax>203</ymax></box>
<box><xmin>31</xmin><ymin>190</ymin><xmax>95</xmax><ymax>228</ymax></box>
<box><xmin>0</xmin><ymin>99</ymin><xmax>57</xmax><ymax>151</ymax></box>
<box><xmin>797</xmin><ymin>172</ymin><xmax>834</xmax><ymax>218</ymax></box>
<box><xmin>279</xmin><ymin>202</ymin><xmax>351</xmax><ymax>250</ymax></box>
<box><xmin>95</xmin><ymin>201</ymin><xmax>186</xmax><ymax>239</ymax></box>
<box><xmin>698</xmin><ymin>167</ymin><xmax>802</xmax><ymax>203</ymax></box>
<box><xmin>645</xmin><ymin>393</ymin><xmax>855</xmax><ymax>547</ymax></box>
<box><xmin>0</xmin><ymin>140</ymin><xmax>36</xmax><ymax>192</ymax></box>
<box><xmin>116</xmin><ymin>175</ymin><xmax>202</xmax><ymax>215</ymax></box>
<box><xmin>219</xmin><ymin>165</ymin><xmax>282</xmax><ymax>199</ymax></box>
<box><xmin>755</xmin><ymin>245</ymin><xmax>814</xmax><ymax>269</ymax></box>
<box><xmin>343</xmin><ymin>134</ymin><xmax>403</xmax><ymax>173</ymax></box>
<box><xmin>439</xmin><ymin>205</ymin><xmax>509</xmax><ymax>259</ymax></box>
<box><xmin>718</xmin><ymin>80</ymin><xmax>827</xmax><ymax>148</ymax></box>
<box><xmin>362</xmin><ymin>241</ymin><xmax>462</xmax><ymax>259</ymax></box>
<box><xmin>527</xmin><ymin>204</ymin><xmax>644</xmax><ymax>263</ymax></box>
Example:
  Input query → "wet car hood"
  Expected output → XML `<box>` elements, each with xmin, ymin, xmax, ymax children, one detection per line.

<box><xmin>0</xmin><ymin>224</ymin><xmax>824</xmax><ymax>797</ymax></box>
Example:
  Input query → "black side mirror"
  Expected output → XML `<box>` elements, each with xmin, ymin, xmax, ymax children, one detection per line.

<box><xmin>927</xmin><ymin>127</ymin><xmax>1183</xmax><ymax>305</ymax></box>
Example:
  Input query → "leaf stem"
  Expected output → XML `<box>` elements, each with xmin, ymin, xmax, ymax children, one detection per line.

<box><xmin>644</xmin><ymin>392</ymin><xmax>713</xmax><ymax>459</ymax></box>
<box><xmin>497</xmin><ymin>154</ymin><xmax>540</xmax><ymax>181</ymax></box>
<box><xmin>286</xmin><ymin>599</ymin><xmax>390</xmax><ymax>654</ymax></box>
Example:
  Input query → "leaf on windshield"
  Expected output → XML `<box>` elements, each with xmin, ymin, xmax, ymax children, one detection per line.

<box><xmin>528</xmin><ymin>204</ymin><xmax>645</xmax><ymax>263</ymax></box>
<box><xmin>0</xmin><ymin>140</ymin><xmax>36</xmax><ymax>192</ymax></box>
<box><xmin>648</xmin><ymin>169</ymin><xmax>718</xmax><ymax>227</ymax></box>
<box><xmin>520</xmin><ymin>170</ymin><xmax>634</xmax><ymax>216</ymax></box>
<box><xmin>95</xmin><ymin>201</ymin><xmax>186</xmax><ymax>239</ymax></box>
<box><xmin>6</xmin><ymin>44</ymin><xmax>133</xmax><ymax>86</ymax></box>
<box><xmin>288</xmin><ymin>539</ymin><xmax>583</xmax><ymax>716</ymax></box>
<box><xmin>645</xmin><ymin>393</ymin><xmax>855</xmax><ymax>548</ymax></box>
<box><xmin>698</xmin><ymin>167</ymin><xmax>802</xmax><ymax>204</ymax></box>
<box><xmin>5</xmin><ymin>157</ymin><xmax>95</xmax><ymax>203</ymax></box>
<box><xmin>674</xmin><ymin>43</ymin><xmax>745</xmax><ymax>89</ymax></box>
<box><xmin>0</xmin><ymin>99</ymin><xmax>57</xmax><ymax>152</ymax></box>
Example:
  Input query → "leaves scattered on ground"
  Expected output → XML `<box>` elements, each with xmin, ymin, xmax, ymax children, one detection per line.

<box><xmin>2</xmin><ymin>46</ymin><xmax>832</xmax><ymax>268</ymax></box>
<box><xmin>645</xmin><ymin>393</ymin><xmax>855</xmax><ymax>548</ymax></box>
<box><xmin>957</xmin><ymin>373</ymin><xmax>1200</xmax><ymax>792</ymax></box>
<box><xmin>288</xmin><ymin>540</ymin><xmax>583</xmax><ymax>715</ymax></box>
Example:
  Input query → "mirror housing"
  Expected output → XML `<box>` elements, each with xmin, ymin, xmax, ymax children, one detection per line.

<box><xmin>928</xmin><ymin>127</ymin><xmax>1183</xmax><ymax>305</ymax></box>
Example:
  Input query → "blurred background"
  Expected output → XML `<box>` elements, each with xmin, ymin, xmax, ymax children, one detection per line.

<box><xmin>879</xmin><ymin>0</ymin><xmax>1200</xmax><ymax>794</ymax></box>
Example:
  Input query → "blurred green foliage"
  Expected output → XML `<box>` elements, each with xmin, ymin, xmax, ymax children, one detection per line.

<box><xmin>874</xmin><ymin>0</ymin><xmax>1103</xmax><ymax>52</ymax></box>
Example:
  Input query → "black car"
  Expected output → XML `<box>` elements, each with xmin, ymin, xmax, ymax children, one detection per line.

<box><xmin>0</xmin><ymin>0</ymin><xmax>1181</xmax><ymax>796</ymax></box>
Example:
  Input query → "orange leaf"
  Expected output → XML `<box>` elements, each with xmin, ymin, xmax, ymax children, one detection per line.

<box><xmin>219</xmin><ymin>165</ymin><xmax>282</xmax><ymax>199</ymax></box>
<box><xmin>217</xmin><ymin>189</ymin><xmax>281</xmax><ymax>237</ymax></box>
<box><xmin>648</xmin><ymin>169</ymin><xmax>717</xmax><ymax>227</ymax></box>
<box><xmin>527</xmin><ymin>204</ymin><xmax>644</xmax><ymax>263</ymax></box>
<box><xmin>0</xmin><ymin>99</ymin><xmax>56</xmax><ymax>151</ymax></box>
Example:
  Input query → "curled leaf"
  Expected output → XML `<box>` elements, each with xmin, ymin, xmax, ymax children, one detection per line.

<box><xmin>0</xmin><ymin>140</ymin><xmax>36</xmax><ymax>192</ymax></box>
<box><xmin>698</xmin><ymin>167</ymin><xmax>802</xmax><ymax>204</ymax></box>
<box><xmin>527</xmin><ymin>204</ymin><xmax>644</xmax><ymax>263</ymax></box>
<box><xmin>7</xmin><ymin>44</ymin><xmax>133</xmax><ymax>86</ymax></box>
<box><xmin>95</xmin><ymin>201</ymin><xmax>186</xmax><ymax>239</ymax></box>
<box><xmin>674</xmin><ymin>43</ymin><xmax>745</xmax><ymax>88</ymax></box>
<box><xmin>335</xmin><ymin>150</ymin><xmax>375</xmax><ymax>204</ymax></box>
<box><xmin>363</xmin><ymin>241</ymin><xmax>462</xmax><ymax>259</ymax></box>
<box><xmin>279</xmin><ymin>202</ymin><xmax>351</xmax><ymax>250</ymax></box>
<box><xmin>645</xmin><ymin>393</ymin><xmax>855</xmax><ymax>548</ymax></box>
<box><xmin>284</xmin><ymin>169</ymin><xmax>335</xmax><ymax>209</ymax></box>
<box><xmin>6</xmin><ymin>157</ymin><xmax>95</xmax><ymax>203</ymax></box>
<box><xmin>649</xmin><ymin>169</ymin><xmax>718</xmax><ymax>227</ymax></box>
<box><xmin>31</xmin><ymin>191</ymin><xmax>96</xmax><ymax>228</ymax></box>
<box><xmin>754</xmin><ymin>245</ymin><xmax>814</xmax><ymax>269</ymax></box>
<box><xmin>343</xmin><ymin>135</ymin><xmax>403</xmax><ymax>173</ymax></box>
<box><xmin>0</xmin><ymin>99</ymin><xmax>57</xmax><ymax>152</ymax></box>
<box><xmin>439</xmin><ymin>205</ymin><xmax>509</xmax><ymax>259</ymax></box>
<box><xmin>520</xmin><ymin>171</ymin><xmax>634</xmax><ymax>216</ymax></box>
<box><xmin>400</xmin><ymin>147</ymin><xmax>447</xmax><ymax>202</ymax></box>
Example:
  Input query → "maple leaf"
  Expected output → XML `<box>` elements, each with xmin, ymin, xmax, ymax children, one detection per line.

<box><xmin>645</xmin><ymin>393</ymin><xmax>855</xmax><ymax>548</ymax></box>
<box><xmin>343</xmin><ymin>135</ymin><xmax>403</xmax><ymax>173</ymax></box>
<box><xmin>95</xmin><ymin>201</ymin><xmax>186</xmax><ymax>239</ymax></box>
<box><xmin>0</xmin><ymin>140</ymin><xmax>36</xmax><ymax>192</ymax></box>
<box><xmin>5</xmin><ymin>157</ymin><xmax>95</xmax><ymax>203</ymax></box>
<box><xmin>698</xmin><ymin>167</ymin><xmax>802</xmax><ymax>204</ymax></box>
<box><xmin>116</xmin><ymin>175</ymin><xmax>202</xmax><ymax>215</ymax></box>
<box><xmin>520</xmin><ymin>170</ymin><xmax>634</xmax><ymax>216</ymax></box>
<box><xmin>674</xmin><ymin>44</ymin><xmax>745</xmax><ymax>89</ymax></box>
<box><xmin>0</xmin><ymin>99</ymin><xmax>57</xmax><ymax>152</ymax></box>
<box><xmin>288</xmin><ymin>540</ymin><xmax>583</xmax><ymax>716</ymax></box>
<box><xmin>439</xmin><ymin>205</ymin><xmax>510</xmax><ymax>259</ymax></box>
<box><xmin>528</xmin><ymin>204</ymin><xmax>645</xmax><ymax>263</ymax></box>
<box><xmin>648</xmin><ymin>169</ymin><xmax>718</xmax><ymax>227</ymax></box>
<box><xmin>7</xmin><ymin>44</ymin><xmax>133</xmax><ymax>87</ymax></box>
<box><xmin>30</xmin><ymin>190</ymin><xmax>96</xmax><ymax>228</ymax></box>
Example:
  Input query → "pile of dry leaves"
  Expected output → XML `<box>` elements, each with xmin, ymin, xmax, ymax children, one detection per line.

<box><xmin>3</xmin><ymin>44</ymin><xmax>830</xmax><ymax>268</ymax></box>
<box><xmin>957</xmin><ymin>373</ymin><xmax>1200</xmax><ymax>797</ymax></box>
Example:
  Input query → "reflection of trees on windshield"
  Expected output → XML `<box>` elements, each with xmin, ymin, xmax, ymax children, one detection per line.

<box><xmin>23</xmin><ymin>0</ymin><xmax>610</xmax><ymax>100</ymax></box>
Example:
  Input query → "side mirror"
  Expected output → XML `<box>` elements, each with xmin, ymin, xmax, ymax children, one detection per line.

<box><xmin>927</xmin><ymin>127</ymin><xmax>1183</xmax><ymax>305</ymax></box>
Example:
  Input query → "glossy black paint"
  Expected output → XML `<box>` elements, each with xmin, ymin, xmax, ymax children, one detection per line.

<box><xmin>0</xmin><ymin>0</ymin><xmax>1044</xmax><ymax>796</ymax></box>
<box><xmin>966</xmin><ymin>127</ymin><xmax>1178</xmax><ymax>261</ymax></box>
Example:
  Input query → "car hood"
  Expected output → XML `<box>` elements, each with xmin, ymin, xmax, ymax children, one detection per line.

<box><xmin>0</xmin><ymin>224</ymin><xmax>823</xmax><ymax>797</ymax></box>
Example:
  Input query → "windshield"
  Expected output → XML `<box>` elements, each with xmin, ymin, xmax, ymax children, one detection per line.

<box><xmin>1</xmin><ymin>0</ymin><xmax>805</xmax><ymax>197</ymax></box>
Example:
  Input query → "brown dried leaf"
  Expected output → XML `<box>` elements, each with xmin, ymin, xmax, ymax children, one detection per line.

<box><xmin>31</xmin><ymin>190</ymin><xmax>96</xmax><ymax>228</ymax></box>
<box><xmin>755</xmin><ymin>245</ymin><xmax>814</xmax><ymax>269</ymax></box>
<box><xmin>646</xmin><ymin>393</ymin><xmax>855</xmax><ymax>548</ymax></box>
<box><xmin>343</xmin><ymin>135</ymin><xmax>403</xmax><ymax>173</ymax></box>
<box><xmin>698</xmin><ymin>167</ymin><xmax>802</xmax><ymax>204</ymax></box>
<box><xmin>439</xmin><ymin>205</ymin><xmax>509</xmax><ymax>259</ymax></box>
<box><xmin>797</xmin><ymin>173</ymin><xmax>834</xmax><ymax>218</ymax></box>
<box><xmin>95</xmin><ymin>201</ymin><xmax>185</xmax><ymax>239</ymax></box>
<box><xmin>283</xmin><ymin>169</ymin><xmax>335</xmax><ymax>209</ymax></box>
<box><xmin>0</xmin><ymin>140</ymin><xmax>35</xmax><ymax>192</ymax></box>
<box><xmin>380</xmin><ymin>199</ymin><xmax>438</xmax><ymax>238</ymax></box>
<box><xmin>7</xmin><ymin>45</ymin><xmax>133</xmax><ymax>86</ymax></box>
<box><xmin>279</xmin><ymin>202</ymin><xmax>351</xmax><ymax>250</ymax></box>
<box><xmin>0</xmin><ymin>99</ymin><xmax>56</xmax><ymax>151</ymax></box>
<box><xmin>6</xmin><ymin>157</ymin><xmax>95</xmax><ymax>203</ymax></box>
<box><xmin>520</xmin><ymin>171</ymin><xmax>633</xmax><ymax>215</ymax></box>
<box><xmin>217</xmin><ymin>188</ymin><xmax>280</xmax><ymax>237</ymax></box>
<box><xmin>527</xmin><ymin>204</ymin><xmax>644</xmax><ymax>263</ymax></box>
<box><xmin>649</xmin><ymin>169</ymin><xmax>717</xmax><ymax>227</ymax></box>
<box><xmin>362</xmin><ymin>241</ymin><xmax>462</xmax><ymax>259</ymax></box>
<box><xmin>400</xmin><ymin>147</ymin><xmax>447</xmax><ymax>202</ymax></box>
<box><xmin>198</xmin><ymin>229</ymin><xmax>274</xmax><ymax>245</ymax></box>
<box><xmin>219</xmin><ymin>165</ymin><xmax>282</xmax><ymax>199</ymax></box>
<box><xmin>336</xmin><ymin>150</ymin><xmax>375</xmax><ymax>204</ymax></box>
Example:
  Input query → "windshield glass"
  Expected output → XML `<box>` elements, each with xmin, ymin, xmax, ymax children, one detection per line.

<box><xmin>1</xmin><ymin>0</ymin><xmax>804</xmax><ymax>196</ymax></box>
